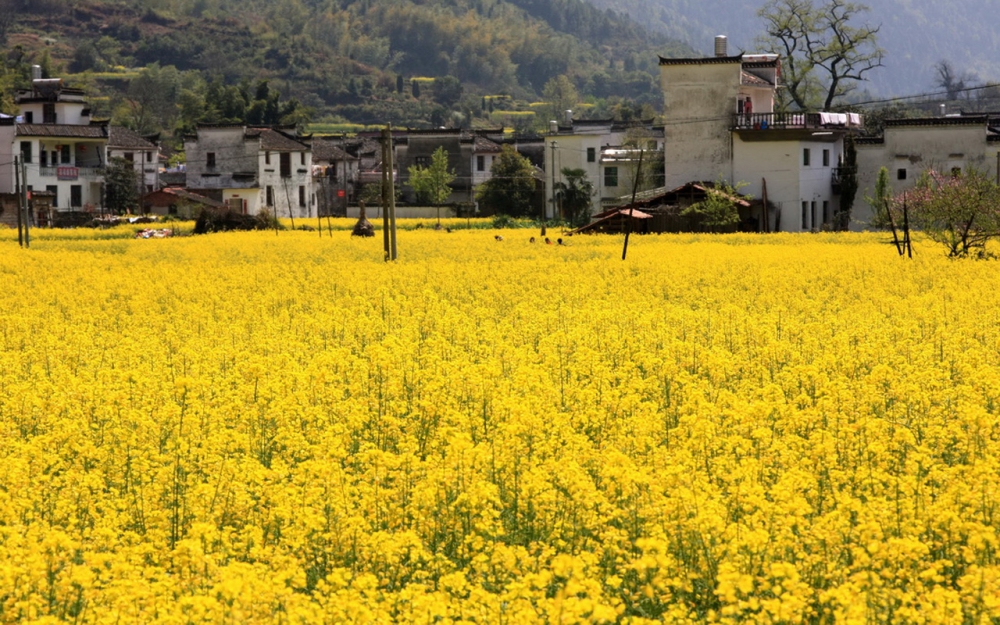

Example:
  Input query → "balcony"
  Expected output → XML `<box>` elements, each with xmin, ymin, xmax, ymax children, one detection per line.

<box><xmin>732</xmin><ymin>112</ymin><xmax>861</xmax><ymax>131</ymax></box>
<box><xmin>39</xmin><ymin>166</ymin><xmax>104</xmax><ymax>180</ymax></box>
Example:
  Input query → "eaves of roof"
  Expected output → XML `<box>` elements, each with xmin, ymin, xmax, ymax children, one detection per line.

<box><xmin>16</xmin><ymin>123</ymin><xmax>108</xmax><ymax>138</ymax></box>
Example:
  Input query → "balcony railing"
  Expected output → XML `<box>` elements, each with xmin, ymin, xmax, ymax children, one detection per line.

<box><xmin>39</xmin><ymin>166</ymin><xmax>104</xmax><ymax>180</ymax></box>
<box><xmin>732</xmin><ymin>112</ymin><xmax>862</xmax><ymax>131</ymax></box>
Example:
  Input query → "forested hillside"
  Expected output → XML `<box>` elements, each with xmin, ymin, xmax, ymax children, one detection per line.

<box><xmin>584</xmin><ymin>0</ymin><xmax>1000</xmax><ymax>98</ymax></box>
<box><xmin>0</xmin><ymin>0</ymin><xmax>692</xmax><ymax>141</ymax></box>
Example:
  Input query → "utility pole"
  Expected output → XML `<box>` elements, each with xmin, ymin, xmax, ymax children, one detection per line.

<box><xmin>381</xmin><ymin>128</ymin><xmax>391</xmax><ymax>261</ymax></box>
<box><xmin>21</xmin><ymin>156</ymin><xmax>29</xmax><ymax>248</ymax></box>
<box><xmin>14</xmin><ymin>155</ymin><xmax>23</xmax><ymax>247</ymax></box>
<box><xmin>547</xmin><ymin>140</ymin><xmax>557</xmax><ymax>237</ymax></box>
<box><xmin>386</xmin><ymin>125</ymin><xmax>397</xmax><ymax>260</ymax></box>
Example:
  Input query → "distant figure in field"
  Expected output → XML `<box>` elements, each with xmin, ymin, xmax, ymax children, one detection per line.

<box><xmin>529</xmin><ymin>237</ymin><xmax>536</xmax><ymax>243</ymax></box>
<box><xmin>557</xmin><ymin>238</ymin><xmax>564</xmax><ymax>245</ymax></box>
<box><xmin>495</xmin><ymin>235</ymin><xmax>504</xmax><ymax>241</ymax></box>
<box><xmin>545</xmin><ymin>237</ymin><xmax>552</xmax><ymax>245</ymax></box>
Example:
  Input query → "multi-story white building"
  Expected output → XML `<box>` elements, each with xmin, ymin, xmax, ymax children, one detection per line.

<box><xmin>659</xmin><ymin>37</ymin><xmax>859</xmax><ymax>231</ymax></box>
<box><xmin>184</xmin><ymin>125</ymin><xmax>314</xmax><ymax>218</ymax></box>
<box><xmin>0</xmin><ymin>78</ymin><xmax>108</xmax><ymax>212</ymax></box>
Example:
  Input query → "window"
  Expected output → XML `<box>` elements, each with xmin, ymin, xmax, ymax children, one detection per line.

<box><xmin>168</xmin><ymin>204</ymin><xmax>178</xmax><ymax>215</ymax></box>
<box><xmin>146</xmin><ymin>151</ymin><xmax>152</xmax><ymax>163</ymax></box>
<box><xmin>299</xmin><ymin>186</ymin><xmax>306</xmax><ymax>207</ymax></box>
<box><xmin>604</xmin><ymin>167</ymin><xmax>618</xmax><ymax>187</ymax></box>
<box><xmin>803</xmin><ymin>148</ymin><xmax>811</xmax><ymax>167</ymax></box>
<box><xmin>266</xmin><ymin>186</ymin><xmax>274</xmax><ymax>206</ymax></box>
<box><xmin>300</xmin><ymin>152</ymin><xmax>306</xmax><ymax>166</ymax></box>
<box><xmin>897</xmin><ymin>168</ymin><xmax>907</xmax><ymax>180</ymax></box>
<box><xmin>43</xmin><ymin>103</ymin><xmax>56</xmax><ymax>124</ymax></box>
<box><xmin>951</xmin><ymin>167</ymin><xmax>962</xmax><ymax>177</ymax></box>
<box><xmin>280</xmin><ymin>152</ymin><xmax>291</xmax><ymax>177</ymax></box>
<box><xmin>40</xmin><ymin>150</ymin><xmax>48</xmax><ymax>167</ymax></box>
<box><xmin>265</xmin><ymin>151</ymin><xmax>271</xmax><ymax>165</ymax></box>
<box><xmin>61</xmin><ymin>145</ymin><xmax>70</xmax><ymax>164</ymax></box>
<box><xmin>822</xmin><ymin>149</ymin><xmax>830</xmax><ymax>167</ymax></box>
<box><xmin>70</xmin><ymin>185</ymin><xmax>82</xmax><ymax>208</ymax></box>
<box><xmin>587</xmin><ymin>147</ymin><xmax>596</xmax><ymax>163</ymax></box>
<box><xmin>207</xmin><ymin>152</ymin><xmax>216</xmax><ymax>168</ymax></box>
<box><xmin>20</xmin><ymin>141</ymin><xmax>32</xmax><ymax>163</ymax></box>
<box><xmin>47</xmin><ymin>185</ymin><xmax>58</xmax><ymax>208</ymax></box>
<box><xmin>124</xmin><ymin>152</ymin><xmax>134</xmax><ymax>163</ymax></box>
<box><xmin>811</xmin><ymin>202</ymin><xmax>817</xmax><ymax>230</ymax></box>
<box><xmin>823</xmin><ymin>200</ymin><xmax>829</xmax><ymax>224</ymax></box>
<box><xmin>25</xmin><ymin>112</ymin><xmax>33</xmax><ymax>124</ymax></box>
<box><xmin>801</xmin><ymin>201</ymin><xmax>808</xmax><ymax>229</ymax></box>
<box><xmin>414</xmin><ymin>155</ymin><xmax>431</xmax><ymax>168</ymax></box>
<box><xmin>477</xmin><ymin>155</ymin><xmax>485</xmax><ymax>172</ymax></box>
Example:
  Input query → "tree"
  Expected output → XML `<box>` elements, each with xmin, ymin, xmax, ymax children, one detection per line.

<box><xmin>542</xmin><ymin>75</ymin><xmax>578</xmax><ymax>121</ymax></box>
<box><xmin>836</xmin><ymin>133</ymin><xmax>858</xmax><ymax>230</ymax></box>
<box><xmin>555</xmin><ymin>168</ymin><xmax>594</xmax><ymax>226</ymax></box>
<box><xmin>408</xmin><ymin>146</ymin><xmax>455</xmax><ymax>205</ymax></box>
<box><xmin>477</xmin><ymin>145</ymin><xmax>537</xmax><ymax>218</ymax></box>
<box><xmin>934</xmin><ymin>60</ymin><xmax>975</xmax><ymax>101</ymax></box>
<box><xmin>681</xmin><ymin>181</ymin><xmax>749</xmax><ymax>230</ymax></box>
<box><xmin>758</xmin><ymin>0</ymin><xmax>883</xmax><ymax>111</ymax></box>
<box><xmin>864</xmin><ymin>165</ymin><xmax>891</xmax><ymax>228</ymax></box>
<box><xmin>432</xmin><ymin>76</ymin><xmax>462</xmax><ymax>108</ymax></box>
<box><xmin>126</xmin><ymin>64</ymin><xmax>180</xmax><ymax>134</ymax></box>
<box><xmin>895</xmin><ymin>169</ymin><xmax>1000</xmax><ymax>258</ymax></box>
<box><xmin>104</xmin><ymin>157</ymin><xmax>140</xmax><ymax>215</ymax></box>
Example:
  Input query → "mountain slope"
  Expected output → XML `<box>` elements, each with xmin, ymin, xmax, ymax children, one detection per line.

<box><xmin>583</xmin><ymin>0</ymin><xmax>1000</xmax><ymax>98</ymax></box>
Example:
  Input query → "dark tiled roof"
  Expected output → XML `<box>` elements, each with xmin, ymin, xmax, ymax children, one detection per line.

<box><xmin>742</xmin><ymin>60</ymin><xmax>780</xmax><ymax>69</ymax></box>
<box><xmin>311</xmin><ymin>138</ymin><xmax>358</xmax><ymax>162</ymax></box>
<box><xmin>249</xmin><ymin>127</ymin><xmax>309</xmax><ymax>151</ymax></box>
<box><xmin>108</xmin><ymin>126</ymin><xmax>157</xmax><ymax>150</ymax></box>
<box><xmin>471</xmin><ymin>136</ymin><xmax>502</xmax><ymax>153</ymax></box>
<box><xmin>150</xmin><ymin>188</ymin><xmax>226</xmax><ymax>208</ymax></box>
<box><xmin>855</xmin><ymin>136</ymin><xmax>885</xmax><ymax>145</ymax></box>
<box><xmin>16</xmin><ymin>123</ymin><xmax>107</xmax><ymax>138</ymax></box>
<box><xmin>660</xmin><ymin>54</ymin><xmax>743</xmax><ymax>66</ymax></box>
<box><xmin>884</xmin><ymin>116</ymin><xmax>988</xmax><ymax>128</ymax></box>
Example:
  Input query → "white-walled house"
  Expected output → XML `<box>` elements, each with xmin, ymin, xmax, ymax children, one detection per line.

<box><xmin>659</xmin><ymin>38</ymin><xmax>858</xmax><ymax>232</ymax></box>
<box><xmin>544</xmin><ymin>119</ymin><xmax>664</xmax><ymax>219</ymax></box>
<box><xmin>108</xmin><ymin>126</ymin><xmax>159</xmax><ymax>194</ymax></box>
<box><xmin>854</xmin><ymin>115</ymin><xmax>1000</xmax><ymax>228</ymax></box>
<box><xmin>185</xmin><ymin>125</ymin><xmax>313</xmax><ymax>218</ymax></box>
<box><xmin>0</xmin><ymin>79</ymin><xmax>108</xmax><ymax>212</ymax></box>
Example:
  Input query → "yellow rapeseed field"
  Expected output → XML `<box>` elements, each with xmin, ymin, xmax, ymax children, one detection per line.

<box><xmin>1</xmin><ymin>227</ymin><xmax>999</xmax><ymax>624</ymax></box>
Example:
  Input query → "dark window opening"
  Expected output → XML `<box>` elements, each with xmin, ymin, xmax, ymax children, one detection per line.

<box><xmin>20</xmin><ymin>141</ymin><xmax>32</xmax><ymax>163</ymax></box>
<box><xmin>803</xmin><ymin>148</ymin><xmax>811</xmax><ymax>167</ymax></box>
<box><xmin>265</xmin><ymin>151</ymin><xmax>271</xmax><ymax>165</ymax></box>
<box><xmin>25</xmin><ymin>112</ymin><xmax>33</xmax><ymax>124</ymax></box>
<box><xmin>70</xmin><ymin>185</ymin><xmax>82</xmax><ymax>208</ymax></box>
<box><xmin>61</xmin><ymin>145</ymin><xmax>70</xmax><ymax>164</ymax></box>
<box><xmin>266</xmin><ymin>186</ymin><xmax>274</xmax><ymax>206</ymax></box>
<box><xmin>124</xmin><ymin>152</ymin><xmax>134</xmax><ymax>163</ymax></box>
<box><xmin>587</xmin><ymin>147</ymin><xmax>595</xmax><ymax>163</ymax></box>
<box><xmin>477</xmin><ymin>155</ymin><xmax>485</xmax><ymax>172</ymax></box>
<box><xmin>280</xmin><ymin>152</ymin><xmax>291</xmax><ymax>177</ymax></box>
<box><xmin>822</xmin><ymin>149</ymin><xmax>830</xmax><ymax>167</ymax></box>
<box><xmin>207</xmin><ymin>152</ymin><xmax>216</xmax><ymax>168</ymax></box>
<box><xmin>300</xmin><ymin>152</ymin><xmax>306</xmax><ymax>166</ymax></box>
<box><xmin>43</xmin><ymin>103</ymin><xmax>56</xmax><ymax>124</ymax></box>
<box><xmin>604</xmin><ymin>167</ymin><xmax>618</xmax><ymax>187</ymax></box>
<box><xmin>897</xmin><ymin>168</ymin><xmax>907</xmax><ymax>180</ymax></box>
<box><xmin>47</xmin><ymin>185</ymin><xmax>58</xmax><ymax>208</ymax></box>
<box><xmin>299</xmin><ymin>186</ymin><xmax>306</xmax><ymax>207</ymax></box>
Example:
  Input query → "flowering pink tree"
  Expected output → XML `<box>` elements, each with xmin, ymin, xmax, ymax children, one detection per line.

<box><xmin>890</xmin><ymin>169</ymin><xmax>1000</xmax><ymax>258</ymax></box>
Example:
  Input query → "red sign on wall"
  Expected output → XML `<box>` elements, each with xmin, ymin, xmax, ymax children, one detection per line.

<box><xmin>57</xmin><ymin>167</ymin><xmax>79</xmax><ymax>180</ymax></box>
<box><xmin>336</xmin><ymin>190</ymin><xmax>346</xmax><ymax>198</ymax></box>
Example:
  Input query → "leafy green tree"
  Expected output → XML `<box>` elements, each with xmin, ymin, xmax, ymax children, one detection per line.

<box><xmin>836</xmin><ymin>133</ymin><xmax>859</xmax><ymax>230</ymax></box>
<box><xmin>432</xmin><ymin>76</ymin><xmax>463</xmax><ymax>108</ymax></box>
<box><xmin>896</xmin><ymin>169</ymin><xmax>1000</xmax><ymax>258</ymax></box>
<box><xmin>758</xmin><ymin>0</ymin><xmax>883</xmax><ymax>110</ymax></box>
<box><xmin>864</xmin><ymin>165</ymin><xmax>892</xmax><ymax>228</ymax></box>
<box><xmin>103</xmin><ymin>157</ymin><xmax>140</xmax><ymax>215</ymax></box>
<box><xmin>681</xmin><ymin>180</ymin><xmax>749</xmax><ymax>230</ymax></box>
<box><xmin>408</xmin><ymin>147</ymin><xmax>455</xmax><ymax>205</ymax></box>
<box><xmin>555</xmin><ymin>167</ymin><xmax>594</xmax><ymax>226</ymax></box>
<box><xmin>542</xmin><ymin>74</ymin><xmax>578</xmax><ymax>121</ymax></box>
<box><xmin>477</xmin><ymin>145</ymin><xmax>537</xmax><ymax>218</ymax></box>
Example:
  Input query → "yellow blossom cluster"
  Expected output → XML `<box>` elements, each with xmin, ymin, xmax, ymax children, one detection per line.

<box><xmin>1</xmin><ymin>228</ymin><xmax>999</xmax><ymax>623</ymax></box>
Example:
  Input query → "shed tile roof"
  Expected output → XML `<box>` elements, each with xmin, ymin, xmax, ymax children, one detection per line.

<box><xmin>311</xmin><ymin>138</ymin><xmax>358</xmax><ymax>162</ymax></box>
<box><xmin>659</xmin><ymin>54</ymin><xmax>743</xmax><ymax>65</ymax></box>
<box><xmin>246</xmin><ymin>128</ymin><xmax>310</xmax><ymax>151</ymax></box>
<box><xmin>108</xmin><ymin>126</ymin><xmax>157</xmax><ymax>150</ymax></box>
<box><xmin>16</xmin><ymin>123</ymin><xmax>108</xmax><ymax>138</ymax></box>
<box><xmin>472</xmin><ymin>135</ymin><xmax>502</xmax><ymax>153</ymax></box>
<box><xmin>741</xmin><ymin>71</ymin><xmax>773</xmax><ymax>87</ymax></box>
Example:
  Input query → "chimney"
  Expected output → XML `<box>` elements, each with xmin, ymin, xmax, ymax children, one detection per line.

<box><xmin>31</xmin><ymin>65</ymin><xmax>42</xmax><ymax>81</ymax></box>
<box><xmin>564</xmin><ymin>109</ymin><xmax>573</xmax><ymax>125</ymax></box>
<box><xmin>714</xmin><ymin>35</ymin><xmax>728</xmax><ymax>58</ymax></box>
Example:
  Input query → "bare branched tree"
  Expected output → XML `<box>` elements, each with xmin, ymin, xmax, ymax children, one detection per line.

<box><xmin>758</xmin><ymin>0</ymin><xmax>884</xmax><ymax>111</ymax></box>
